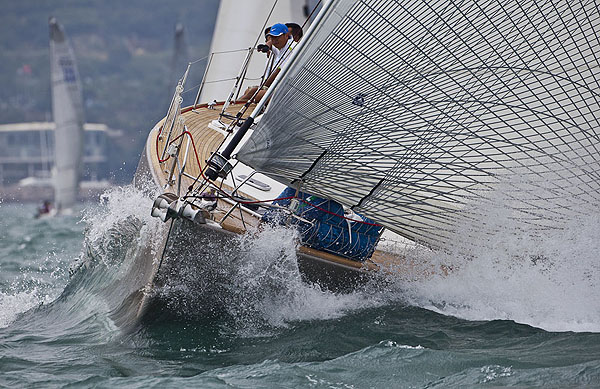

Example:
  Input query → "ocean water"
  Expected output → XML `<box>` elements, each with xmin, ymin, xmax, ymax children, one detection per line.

<box><xmin>1</xmin><ymin>187</ymin><xmax>600</xmax><ymax>388</ymax></box>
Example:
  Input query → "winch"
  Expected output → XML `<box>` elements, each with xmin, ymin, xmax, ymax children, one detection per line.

<box><xmin>150</xmin><ymin>193</ymin><xmax>215</xmax><ymax>224</ymax></box>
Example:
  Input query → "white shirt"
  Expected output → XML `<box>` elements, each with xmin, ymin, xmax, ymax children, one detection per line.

<box><xmin>273</xmin><ymin>38</ymin><xmax>294</xmax><ymax>70</ymax></box>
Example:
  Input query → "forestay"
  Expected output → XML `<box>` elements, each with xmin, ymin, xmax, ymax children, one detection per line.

<box><xmin>237</xmin><ymin>0</ymin><xmax>600</xmax><ymax>248</ymax></box>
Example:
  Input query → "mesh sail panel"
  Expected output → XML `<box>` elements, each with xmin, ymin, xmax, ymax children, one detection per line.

<box><xmin>237</xmin><ymin>0</ymin><xmax>600</xmax><ymax>247</ymax></box>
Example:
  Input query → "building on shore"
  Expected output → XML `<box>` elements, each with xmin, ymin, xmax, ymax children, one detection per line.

<box><xmin>0</xmin><ymin>121</ymin><xmax>121</xmax><ymax>199</ymax></box>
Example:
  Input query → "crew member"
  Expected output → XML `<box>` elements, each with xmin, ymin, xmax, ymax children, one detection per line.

<box><xmin>237</xmin><ymin>23</ymin><xmax>294</xmax><ymax>103</ymax></box>
<box><xmin>285</xmin><ymin>22</ymin><xmax>303</xmax><ymax>43</ymax></box>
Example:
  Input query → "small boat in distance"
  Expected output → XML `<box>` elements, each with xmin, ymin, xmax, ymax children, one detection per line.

<box><xmin>35</xmin><ymin>200</ymin><xmax>57</xmax><ymax>219</ymax></box>
<box><xmin>99</xmin><ymin>0</ymin><xmax>600</xmax><ymax>329</ymax></box>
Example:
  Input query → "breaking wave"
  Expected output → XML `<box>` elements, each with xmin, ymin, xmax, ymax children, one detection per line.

<box><xmin>0</xmin><ymin>207</ymin><xmax>77</xmax><ymax>329</ymax></box>
<box><xmin>72</xmin><ymin>179</ymin><xmax>600</xmax><ymax>334</ymax></box>
<box><xmin>225</xmin><ymin>225</ymin><xmax>388</xmax><ymax>334</ymax></box>
<box><xmin>389</xmin><ymin>191</ymin><xmax>600</xmax><ymax>332</ymax></box>
<box><xmin>6</xmin><ymin>176</ymin><xmax>597</xmax><ymax>335</ymax></box>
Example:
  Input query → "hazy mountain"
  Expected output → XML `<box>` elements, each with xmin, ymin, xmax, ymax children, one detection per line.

<box><xmin>0</xmin><ymin>0</ymin><xmax>219</xmax><ymax>181</ymax></box>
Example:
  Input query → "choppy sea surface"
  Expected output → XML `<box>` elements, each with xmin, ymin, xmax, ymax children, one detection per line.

<box><xmin>1</xmin><ymin>186</ymin><xmax>600</xmax><ymax>388</ymax></box>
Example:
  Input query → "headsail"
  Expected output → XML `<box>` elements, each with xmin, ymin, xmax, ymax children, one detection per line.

<box><xmin>237</xmin><ymin>0</ymin><xmax>600</xmax><ymax>247</ymax></box>
<box><xmin>49</xmin><ymin>17</ymin><xmax>84</xmax><ymax>211</ymax></box>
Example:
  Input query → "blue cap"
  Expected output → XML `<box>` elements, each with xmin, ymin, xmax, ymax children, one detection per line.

<box><xmin>267</xmin><ymin>23</ymin><xmax>289</xmax><ymax>37</ymax></box>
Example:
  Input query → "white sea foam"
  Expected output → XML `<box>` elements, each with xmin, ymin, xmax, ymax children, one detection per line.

<box><xmin>0</xmin><ymin>242</ymin><xmax>72</xmax><ymax>329</ymax></box>
<box><xmin>0</xmin><ymin>289</ymin><xmax>49</xmax><ymax>328</ymax></box>
<box><xmin>81</xmin><ymin>183</ymin><xmax>160</xmax><ymax>246</ymax></box>
<box><xmin>392</xmin><ymin>201</ymin><xmax>600</xmax><ymax>332</ymax></box>
<box><xmin>228</xmin><ymin>225</ymin><xmax>387</xmax><ymax>332</ymax></box>
<box><xmin>481</xmin><ymin>365</ymin><xmax>513</xmax><ymax>383</ymax></box>
<box><xmin>218</xmin><ymin>204</ymin><xmax>600</xmax><ymax>333</ymax></box>
<box><xmin>381</xmin><ymin>340</ymin><xmax>424</xmax><ymax>349</ymax></box>
<box><xmin>0</xmin><ymin>185</ymin><xmax>156</xmax><ymax>330</ymax></box>
<box><xmin>71</xmin><ymin>180</ymin><xmax>600</xmax><ymax>334</ymax></box>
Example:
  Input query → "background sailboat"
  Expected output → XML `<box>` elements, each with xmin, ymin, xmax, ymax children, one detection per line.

<box><xmin>49</xmin><ymin>17</ymin><xmax>84</xmax><ymax>213</ymax></box>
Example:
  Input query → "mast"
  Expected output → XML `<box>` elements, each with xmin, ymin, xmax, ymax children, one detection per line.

<box><xmin>49</xmin><ymin>17</ymin><xmax>84</xmax><ymax>211</ymax></box>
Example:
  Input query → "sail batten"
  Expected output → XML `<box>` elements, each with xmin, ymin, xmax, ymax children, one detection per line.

<box><xmin>238</xmin><ymin>0</ymin><xmax>600</xmax><ymax>248</ymax></box>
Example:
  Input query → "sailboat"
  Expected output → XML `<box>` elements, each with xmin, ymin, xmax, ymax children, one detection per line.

<box><xmin>49</xmin><ymin>17</ymin><xmax>85</xmax><ymax>214</ymax></box>
<box><xmin>118</xmin><ymin>0</ymin><xmax>599</xmax><ymax>327</ymax></box>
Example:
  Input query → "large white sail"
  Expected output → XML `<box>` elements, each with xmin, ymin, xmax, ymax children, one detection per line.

<box><xmin>49</xmin><ymin>17</ymin><xmax>84</xmax><ymax>211</ymax></box>
<box><xmin>238</xmin><ymin>0</ymin><xmax>600</xmax><ymax>248</ymax></box>
<box><xmin>199</xmin><ymin>0</ymin><xmax>307</xmax><ymax>103</ymax></box>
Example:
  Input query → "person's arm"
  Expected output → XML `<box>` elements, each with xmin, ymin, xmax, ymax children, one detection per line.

<box><xmin>264</xmin><ymin>68</ymin><xmax>280</xmax><ymax>88</ymax></box>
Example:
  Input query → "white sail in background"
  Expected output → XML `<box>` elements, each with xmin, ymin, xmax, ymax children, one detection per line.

<box><xmin>199</xmin><ymin>0</ymin><xmax>306</xmax><ymax>103</ymax></box>
<box><xmin>49</xmin><ymin>17</ymin><xmax>84</xmax><ymax>211</ymax></box>
<box><xmin>238</xmin><ymin>0</ymin><xmax>600</xmax><ymax>248</ymax></box>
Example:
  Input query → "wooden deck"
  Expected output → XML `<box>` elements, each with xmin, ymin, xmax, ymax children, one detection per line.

<box><xmin>149</xmin><ymin>103</ymin><xmax>261</xmax><ymax>234</ymax></box>
<box><xmin>147</xmin><ymin>103</ymin><xmax>413</xmax><ymax>277</ymax></box>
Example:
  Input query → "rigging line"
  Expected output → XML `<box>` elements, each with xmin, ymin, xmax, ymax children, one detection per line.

<box><xmin>229</xmin><ymin>159</ymin><xmax>242</xmax><ymax>195</ymax></box>
<box><xmin>208</xmin><ymin>48</ymin><xmax>252</xmax><ymax>56</ymax></box>
<box><xmin>159</xmin><ymin>130</ymin><xmax>210</xmax><ymax>189</ymax></box>
<box><xmin>215</xmin><ymin>1</ymin><xmax>279</xmax><ymax>119</ymax></box>
<box><xmin>182</xmin><ymin>77</ymin><xmax>239</xmax><ymax>94</ymax></box>
<box><xmin>180</xmin><ymin>178</ymin><xmax>382</xmax><ymax>227</ymax></box>
<box><xmin>188</xmin><ymin>54</ymin><xmax>209</xmax><ymax>65</ymax></box>
<box><xmin>187</xmin><ymin>48</ymin><xmax>252</xmax><ymax>66</ymax></box>
<box><xmin>237</xmin><ymin>202</ymin><xmax>247</xmax><ymax>230</ymax></box>
<box><xmin>251</xmin><ymin>0</ymin><xmax>280</xmax><ymax>52</ymax></box>
<box><xmin>238</xmin><ymin>194</ymin><xmax>382</xmax><ymax>227</ymax></box>
<box><xmin>236</xmin><ymin>36</ymin><xmax>295</xmax><ymax>111</ymax></box>
<box><xmin>301</xmin><ymin>0</ymin><xmax>323</xmax><ymax>31</ymax></box>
